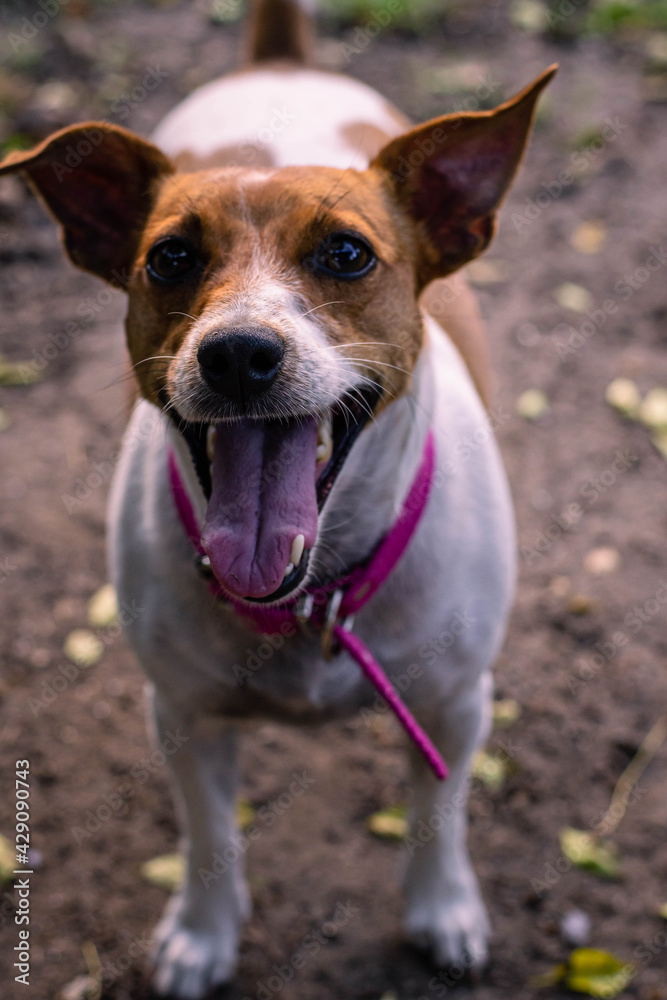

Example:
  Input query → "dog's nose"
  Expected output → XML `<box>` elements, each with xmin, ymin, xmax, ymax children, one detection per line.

<box><xmin>197</xmin><ymin>328</ymin><xmax>285</xmax><ymax>405</ymax></box>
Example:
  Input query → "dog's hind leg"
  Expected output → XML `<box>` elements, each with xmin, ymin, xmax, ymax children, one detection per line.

<box><xmin>148</xmin><ymin>689</ymin><xmax>250</xmax><ymax>999</ymax></box>
<box><xmin>402</xmin><ymin>670</ymin><xmax>493</xmax><ymax>973</ymax></box>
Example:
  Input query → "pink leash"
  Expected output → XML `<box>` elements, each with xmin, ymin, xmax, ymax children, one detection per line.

<box><xmin>168</xmin><ymin>430</ymin><xmax>447</xmax><ymax>780</ymax></box>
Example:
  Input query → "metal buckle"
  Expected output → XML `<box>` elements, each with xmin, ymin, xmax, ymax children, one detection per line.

<box><xmin>321</xmin><ymin>589</ymin><xmax>355</xmax><ymax>661</ymax></box>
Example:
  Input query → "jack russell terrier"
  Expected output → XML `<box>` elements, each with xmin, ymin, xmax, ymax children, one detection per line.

<box><xmin>0</xmin><ymin>1</ymin><xmax>555</xmax><ymax>996</ymax></box>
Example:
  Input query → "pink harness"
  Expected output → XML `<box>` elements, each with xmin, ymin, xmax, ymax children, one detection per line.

<box><xmin>168</xmin><ymin>429</ymin><xmax>447</xmax><ymax>780</ymax></box>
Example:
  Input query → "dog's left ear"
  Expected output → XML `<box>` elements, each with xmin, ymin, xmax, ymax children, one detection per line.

<box><xmin>0</xmin><ymin>122</ymin><xmax>174</xmax><ymax>288</ymax></box>
<box><xmin>370</xmin><ymin>65</ymin><xmax>557</xmax><ymax>287</ymax></box>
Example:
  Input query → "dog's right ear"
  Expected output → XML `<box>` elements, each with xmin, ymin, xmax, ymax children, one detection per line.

<box><xmin>0</xmin><ymin>122</ymin><xmax>174</xmax><ymax>288</ymax></box>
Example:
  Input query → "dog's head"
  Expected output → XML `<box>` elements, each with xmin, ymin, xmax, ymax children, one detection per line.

<box><xmin>0</xmin><ymin>66</ymin><xmax>554</xmax><ymax>603</ymax></box>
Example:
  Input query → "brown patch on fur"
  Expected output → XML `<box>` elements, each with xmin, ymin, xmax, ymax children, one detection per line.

<box><xmin>172</xmin><ymin>143</ymin><xmax>276</xmax><ymax>172</ymax></box>
<box><xmin>339</xmin><ymin>121</ymin><xmax>399</xmax><ymax>162</ymax></box>
<box><xmin>246</xmin><ymin>0</ymin><xmax>314</xmax><ymax>66</ymax></box>
<box><xmin>420</xmin><ymin>278</ymin><xmax>491</xmax><ymax>408</ymax></box>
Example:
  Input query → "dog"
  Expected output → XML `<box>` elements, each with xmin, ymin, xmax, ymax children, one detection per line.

<box><xmin>0</xmin><ymin>2</ymin><xmax>555</xmax><ymax>996</ymax></box>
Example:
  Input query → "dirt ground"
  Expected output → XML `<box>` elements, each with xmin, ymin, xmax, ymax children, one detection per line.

<box><xmin>0</xmin><ymin>2</ymin><xmax>666</xmax><ymax>999</ymax></box>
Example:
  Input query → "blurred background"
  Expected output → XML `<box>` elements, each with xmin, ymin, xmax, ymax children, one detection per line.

<box><xmin>0</xmin><ymin>1</ymin><xmax>666</xmax><ymax>998</ymax></box>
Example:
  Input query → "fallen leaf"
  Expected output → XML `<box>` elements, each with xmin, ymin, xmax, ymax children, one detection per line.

<box><xmin>0</xmin><ymin>833</ymin><xmax>15</xmax><ymax>885</ymax></box>
<box><xmin>86</xmin><ymin>584</ymin><xmax>118</xmax><ymax>630</ymax></box>
<box><xmin>638</xmin><ymin>387</ymin><xmax>667</xmax><ymax>430</ymax></box>
<box><xmin>652</xmin><ymin>430</ymin><xmax>667</xmax><ymax>461</ymax></box>
<box><xmin>659</xmin><ymin>903</ymin><xmax>667</xmax><ymax>919</ymax></box>
<box><xmin>583</xmin><ymin>547</ymin><xmax>620</xmax><ymax>576</ymax></box>
<box><xmin>605</xmin><ymin>377</ymin><xmax>640</xmax><ymax>418</ymax></box>
<box><xmin>570</xmin><ymin>220</ymin><xmax>606</xmax><ymax>254</ymax></box>
<box><xmin>467</xmin><ymin>259</ymin><xmax>504</xmax><ymax>285</ymax></box>
<box><xmin>237</xmin><ymin>798</ymin><xmax>255</xmax><ymax>832</ymax></box>
<box><xmin>366</xmin><ymin>805</ymin><xmax>408</xmax><ymax>841</ymax></box>
<box><xmin>531</xmin><ymin>948</ymin><xmax>635</xmax><ymax>997</ymax></box>
<box><xmin>565</xmin><ymin>947</ymin><xmax>635</xmax><ymax>997</ymax></box>
<box><xmin>140</xmin><ymin>852</ymin><xmax>185</xmax><ymax>892</ymax></box>
<box><xmin>555</xmin><ymin>282</ymin><xmax>593</xmax><ymax>312</ymax></box>
<box><xmin>57</xmin><ymin>974</ymin><xmax>101</xmax><ymax>1000</ymax></box>
<box><xmin>0</xmin><ymin>355</ymin><xmax>41</xmax><ymax>385</ymax></box>
<box><xmin>63</xmin><ymin>629</ymin><xmax>104</xmax><ymax>668</ymax></box>
<box><xmin>472</xmin><ymin>750</ymin><xmax>508</xmax><ymax>791</ymax></box>
<box><xmin>516</xmin><ymin>388</ymin><xmax>549</xmax><ymax>420</ymax></box>
<box><xmin>559</xmin><ymin>828</ymin><xmax>620</xmax><ymax>878</ymax></box>
<box><xmin>567</xmin><ymin>594</ymin><xmax>596</xmax><ymax>616</ymax></box>
<box><xmin>510</xmin><ymin>0</ymin><xmax>548</xmax><ymax>32</ymax></box>
<box><xmin>0</xmin><ymin>409</ymin><xmax>11</xmax><ymax>431</ymax></box>
<box><xmin>492</xmin><ymin>699</ymin><xmax>521</xmax><ymax>726</ymax></box>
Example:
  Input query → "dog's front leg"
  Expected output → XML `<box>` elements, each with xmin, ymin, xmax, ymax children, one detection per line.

<box><xmin>402</xmin><ymin>670</ymin><xmax>492</xmax><ymax>973</ymax></box>
<box><xmin>149</xmin><ymin>690</ymin><xmax>250</xmax><ymax>1000</ymax></box>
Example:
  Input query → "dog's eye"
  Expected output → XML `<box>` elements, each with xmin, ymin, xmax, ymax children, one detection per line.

<box><xmin>307</xmin><ymin>232</ymin><xmax>376</xmax><ymax>280</ymax></box>
<box><xmin>146</xmin><ymin>237</ymin><xmax>199</xmax><ymax>284</ymax></box>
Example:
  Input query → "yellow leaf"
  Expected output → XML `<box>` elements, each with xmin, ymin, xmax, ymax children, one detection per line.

<box><xmin>659</xmin><ymin>902</ymin><xmax>667</xmax><ymax>919</ymax></box>
<box><xmin>604</xmin><ymin>377</ymin><xmax>640</xmax><ymax>418</ymax></box>
<box><xmin>472</xmin><ymin>750</ymin><xmax>508</xmax><ymax>791</ymax></box>
<box><xmin>559</xmin><ymin>828</ymin><xmax>620</xmax><ymax>878</ymax></box>
<box><xmin>555</xmin><ymin>282</ymin><xmax>593</xmax><ymax>312</ymax></box>
<box><xmin>63</xmin><ymin>629</ymin><xmax>104</xmax><ymax>668</ymax></box>
<box><xmin>236</xmin><ymin>798</ymin><xmax>255</xmax><ymax>832</ymax></box>
<box><xmin>366</xmin><ymin>805</ymin><xmax>408</xmax><ymax>841</ymax></box>
<box><xmin>0</xmin><ymin>833</ymin><xmax>15</xmax><ymax>885</ymax></box>
<box><xmin>638</xmin><ymin>388</ymin><xmax>667</xmax><ymax>430</ymax></box>
<box><xmin>492</xmin><ymin>699</ymin><xmax>521</xmax><ymax>726</ymax></box>
<box><xmin>86</xmin><ymin>584</ymin><xmax>118</xmax><ymax>630</ymax></box>
<box><xmin>0</xmin><ymin>409</ymin><xmax>11</xmax><ymax>431</ymax></box>
<box><xmin>565</xmin><ymin>947</ymin><xmax>635</xmax><ymax>997</ymax></box>
<box><xmin>510</xmin><ymin>0</ymin><xmax>548</xmax><ymax>32</ymax></box>
<box><xmin>140</xmin><ymin>852</ymin><xmax>185</xmax><ymax>892</ymax></box>
<box><xmin>652</xmin><ymin>430</ymin><xmax>667</xmax><ymax>461</ymax></box>
<box><xmin>516</xmin><ymin>389</ymin><xmax>549</xmax><ymax>420</ymax></box>
<box><xmin>0</xmin><ymin>355</ymin><xmax>42</xmax><ymax>385</ymax></box>
<box><xmin>56</xmin><ymin>975</ymin><xmax>101</xmax><ymax>1000</ymax></box>
<box><xmin>570</xmin><ymin>220</ymin><xmax>606</xmax><ymax>254</ymax></box>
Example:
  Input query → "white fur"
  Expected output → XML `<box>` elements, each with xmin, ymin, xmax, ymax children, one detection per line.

<box><xmin>109</xmin><ymin>59</ymin><xmax>516</xmax><ymax>1000</ymax></box>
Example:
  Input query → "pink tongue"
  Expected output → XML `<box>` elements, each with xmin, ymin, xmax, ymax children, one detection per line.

<box><xmin>201</xmin><ymin>417</ymin><xmax>319</xmax><ymax>599</ymax></box>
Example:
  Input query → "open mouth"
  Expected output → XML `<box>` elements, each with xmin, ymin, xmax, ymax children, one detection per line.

<box><xmin>175</xmin><ymin>386</ymin><xmax>380</xmax><ymax>604</ymax></box>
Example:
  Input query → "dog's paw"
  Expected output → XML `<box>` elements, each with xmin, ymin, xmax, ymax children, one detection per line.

<box><xmin>151</xmin><ymin>916</ymin><xmax>237</xmax><ymax>999</ymax></box>
<box><xmin>404</xmin><ymin>891</ymin><xmax>490</xmax><ymax>971</ymax></box>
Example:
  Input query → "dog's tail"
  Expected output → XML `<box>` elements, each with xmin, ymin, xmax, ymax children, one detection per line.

<box><xmin>246</xmin><ymin>0</ymin><xmax>315</xmax><ymax>65</ymax></box>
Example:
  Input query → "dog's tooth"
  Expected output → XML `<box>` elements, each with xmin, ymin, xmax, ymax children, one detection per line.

<box><xmin>206</xmin><ymin>425</ymin><xmax>217</xmax><ymax>461</ymax></box>
<box><xmin>316</xmin><ymin>416</ymin><xmax>333</xmax><ymax>464</ymax></box>
<box><xmin>283</xmin><ymin>562</ymin><xmax>295</xmax><ymax>580</ymax></box>
<box><xmin>290</xmin><ymin>533</ymin><xmax>305</xmax><ymax>568</ymax></box>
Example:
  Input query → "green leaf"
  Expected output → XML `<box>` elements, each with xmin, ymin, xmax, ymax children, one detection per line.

<box><xmin>0</xmin><ymin>833</ymin><xmax>15</xmax><ymax>886</ymax></box>
<box><xmin>565</xmin><ymin>947</ymin><xmax>635</xmax><ymax>997</ymax></box>
<box><xmin>559</xmin><ymin>827</ymin><xmax>620</xmax><ymax>878</ymax></box>
<box><xmin>366</xmin><ymin>804</ymin><xmax>408</xmax><ymax>840</ymax></box>
<box><xmin>140</xmin><ymin>852</ymin><xmax>185</xmax><ymax>892</ymax></box>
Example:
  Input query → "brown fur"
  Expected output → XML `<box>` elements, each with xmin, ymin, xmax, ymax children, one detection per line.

<box><xmin>0</xmin><ymin>69</ymin><xmax>556</xmax><ymax>422</ymax></box>
<box><xmin>246</xmin><ymin>0</ymin><xmax>314</xmax><ymax>66</ymax></box>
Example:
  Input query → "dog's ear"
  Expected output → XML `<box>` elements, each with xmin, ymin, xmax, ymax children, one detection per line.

<box><xmin>0</xmin><ymin>122</ymin><xmax>174</xmax><ymax>288</ymax></box>
<box><xmin>370</xmin><ymin>65</ymin><xmax>557</xmax><ymax>287</ymax></box>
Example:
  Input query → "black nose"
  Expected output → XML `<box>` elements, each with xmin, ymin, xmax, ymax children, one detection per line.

<box><xmin>197</xmin><ymin>327</ymin><xmax>285</xmax><ymax>406</ymax></box>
